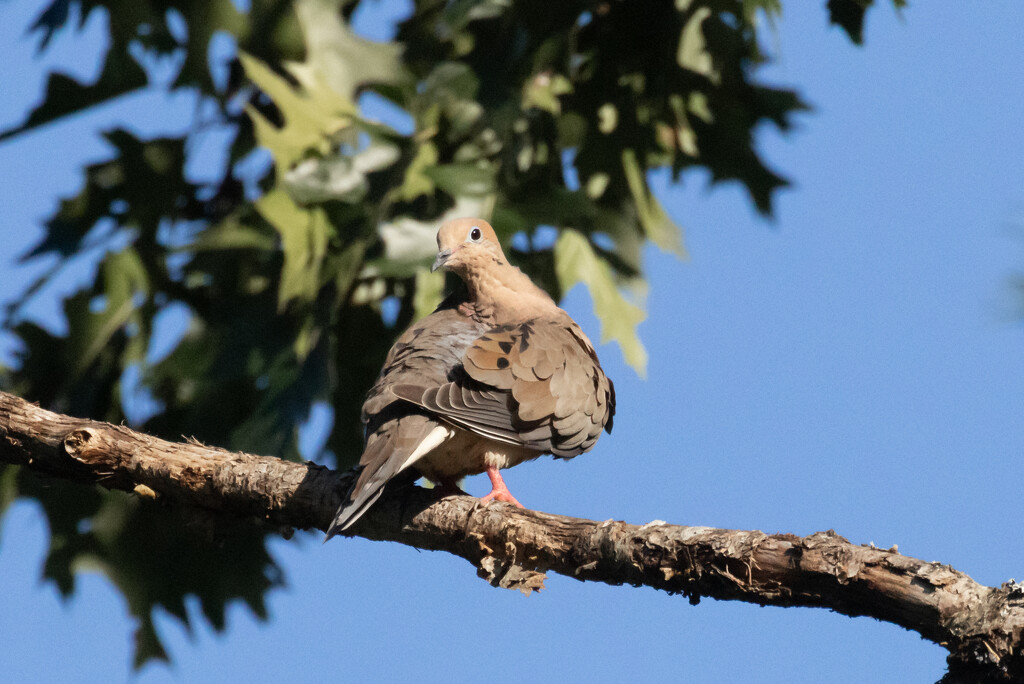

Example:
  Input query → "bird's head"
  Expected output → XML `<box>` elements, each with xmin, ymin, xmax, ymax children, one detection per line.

<box><xmin>432</xmin><ymin>218</ymin><xmax>506</xmax><ymax>274</ymax></box>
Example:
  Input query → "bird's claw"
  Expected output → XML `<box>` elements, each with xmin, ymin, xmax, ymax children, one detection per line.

<box><xmin>480</xmin><ymin>488</ymin><xmax>524</xmax><ymax>508</ymax></box>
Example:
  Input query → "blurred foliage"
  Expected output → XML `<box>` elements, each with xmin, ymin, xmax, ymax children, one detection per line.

<box><xmin>0</xmin><ymin>0</ymin><xmax>902</xmax><ymax>667</ymax></box>
<box><xmin>827</xmin><ymin>0</ymin><xmax>907</xmax><ymax>45</ymax></box>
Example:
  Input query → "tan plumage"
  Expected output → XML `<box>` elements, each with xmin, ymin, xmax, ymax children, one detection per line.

<box><xmin>326</xmin><ymin>218</ymin><xmax>615</xmax><ymax>538</ymax></box>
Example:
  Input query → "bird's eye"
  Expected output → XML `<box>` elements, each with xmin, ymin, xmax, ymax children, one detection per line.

<box><xmin>469</xmin><ymin>227</ymin><xmax>482</xmax><ymax>242</ymax></box>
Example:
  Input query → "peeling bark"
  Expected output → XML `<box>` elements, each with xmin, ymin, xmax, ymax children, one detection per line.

<box><xmin>0</xmin><ymin>390</ymin><xmax>1021</xmax><ymax>681</ymax></box>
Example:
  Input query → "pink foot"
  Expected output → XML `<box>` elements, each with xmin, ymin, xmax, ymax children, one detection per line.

<box><xmin>479</xmin><ymin>466</ymin><xmax>524</xmax><ymax>508</ymax></box>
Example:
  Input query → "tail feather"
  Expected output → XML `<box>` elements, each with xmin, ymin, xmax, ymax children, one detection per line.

<box><xmin>324</xmin><ymin>476</ymin><xmax>387</xmax><ymax>541</ymax></box>
<box><xmin>325</xmin><ymin>489</ymin><xmax>386</xmax><ymax>540</ymax></box>
<box><xmin>324</xmin><ymin>444</ymin><xmax>400</xmax><ymax>541</ymax></box>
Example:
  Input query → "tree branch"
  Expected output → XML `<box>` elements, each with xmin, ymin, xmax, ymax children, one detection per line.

<box><xmin>0</xmin><ymin>390</ymin><xmax>1020</xmax><ymax>681</ymax></box>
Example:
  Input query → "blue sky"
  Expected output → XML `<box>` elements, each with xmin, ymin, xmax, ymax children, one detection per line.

<box><xmin>2</xmin><ymin>2</ymin><xmax>1023</xmax><ymax>682</ymax></box>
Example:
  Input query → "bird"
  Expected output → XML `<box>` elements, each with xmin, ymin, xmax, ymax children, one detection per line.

<box><xmin>325</xmin><ymin>218</ymin><xmax>615</xmax><ymax>539</ymax></box>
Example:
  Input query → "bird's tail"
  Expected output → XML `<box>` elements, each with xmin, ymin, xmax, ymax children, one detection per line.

<box><xmin>324</xmin><ymin>418</ymin><xmax>451</xmax><ymax>541</ymax></box>
<box><xmin>324</xmin><ymin>448</ymin><xmax>394</xmax><ymax>541</ymax></box>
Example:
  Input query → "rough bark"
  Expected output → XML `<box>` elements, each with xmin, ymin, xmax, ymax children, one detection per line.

<box><xmin>0</xmin><ymin>390</ymin><xmax>1020</xmax><ymax>681</ymax></box>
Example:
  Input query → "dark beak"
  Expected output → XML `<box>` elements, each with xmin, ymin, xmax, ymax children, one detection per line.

<box><xmin>431</xmin><ymin>248</ymin><xmax>452</xmax><ymax>272</ymax></box>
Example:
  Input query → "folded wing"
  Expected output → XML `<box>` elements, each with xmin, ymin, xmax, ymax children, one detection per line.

<box><xmin>391</xmin><ymin>316</ymin><xmax>615</xmax><ymax>458</ymax></box>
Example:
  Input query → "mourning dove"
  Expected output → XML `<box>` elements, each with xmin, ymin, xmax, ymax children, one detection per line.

<box><xmin>326</xmin><ymin>218</ymin><xmax>615</xmax><ymax>538</ymax></box>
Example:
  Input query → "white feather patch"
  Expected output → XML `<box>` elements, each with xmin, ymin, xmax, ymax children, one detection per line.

<box><xmin>398</xmin><ymin>425</ymin><xmax>454</xmax><ymax>473</ymax></box>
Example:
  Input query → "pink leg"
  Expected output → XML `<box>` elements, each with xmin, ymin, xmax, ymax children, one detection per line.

<box><xmin>479</xmin><ymin>466</ymin><xmax>524</xmax><ymax>508</ymax></box>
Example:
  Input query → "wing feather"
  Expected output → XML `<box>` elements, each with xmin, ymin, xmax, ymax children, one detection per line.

<box><xmin>392</xmin><ymin>315</ymin><xmax>614</xmax><ymax>457</ymax></box>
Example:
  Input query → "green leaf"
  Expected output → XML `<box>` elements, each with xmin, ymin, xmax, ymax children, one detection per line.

<box><xmin>523</xmin><ymin>73</ymin><xmax>573</xmax><ymax>115</ymax></box>
<box><xmin>240</xmin><ymin>52</ymin><xmax>356</xmax><ymax>175</ymax></box>
<box><xmin>554</xmin><ymin>230</ymin><xmax>647</xmax><ymax>375</ymax></box>
<box><xmin>677</xmin><ymin>6</ymin><xmax>716</xmax><ymax>81</ymax></box>
<box><xmin>284</xmin><ymin>143</ymin><xmax>401</xmax><ymax>205</ymax></box>
<box><xmin>65</xmin><ymin>248</ymin><xmax>149</xmax><ymax>376</ymax></box>
<box><xmin>398</xmin><ymin>142</ymin><xmax>439</xmax><ymax>201</ymax></box>
<box><xmin>293</xmin><ymin>0</ymin><xmax>410</xmax><ymax>99</ymax></box>
<box><xmin>424</xmin><ymin>161</ymin><xmax>496</xmax><ymax>197</ymax></box>
<box><xmin>621</xmin><ymin>149</ymin><xmax>686</xmax><ymax>256</ymax></box>
<box><xmin>254</xmin><ymin>188</ymin><xmax>330</xmax><ymax>309</ymax></box>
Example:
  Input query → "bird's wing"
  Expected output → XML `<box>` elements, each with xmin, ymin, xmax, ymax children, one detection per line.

<box><xmin>391</xmin><ymin>316</ymin><xmax>615</xmax><ymax>458</ymax></box>
<box><xmin>361</xmin><ymin>298</ymin><xmax>484</xmax><ymax>424</ymax></box>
